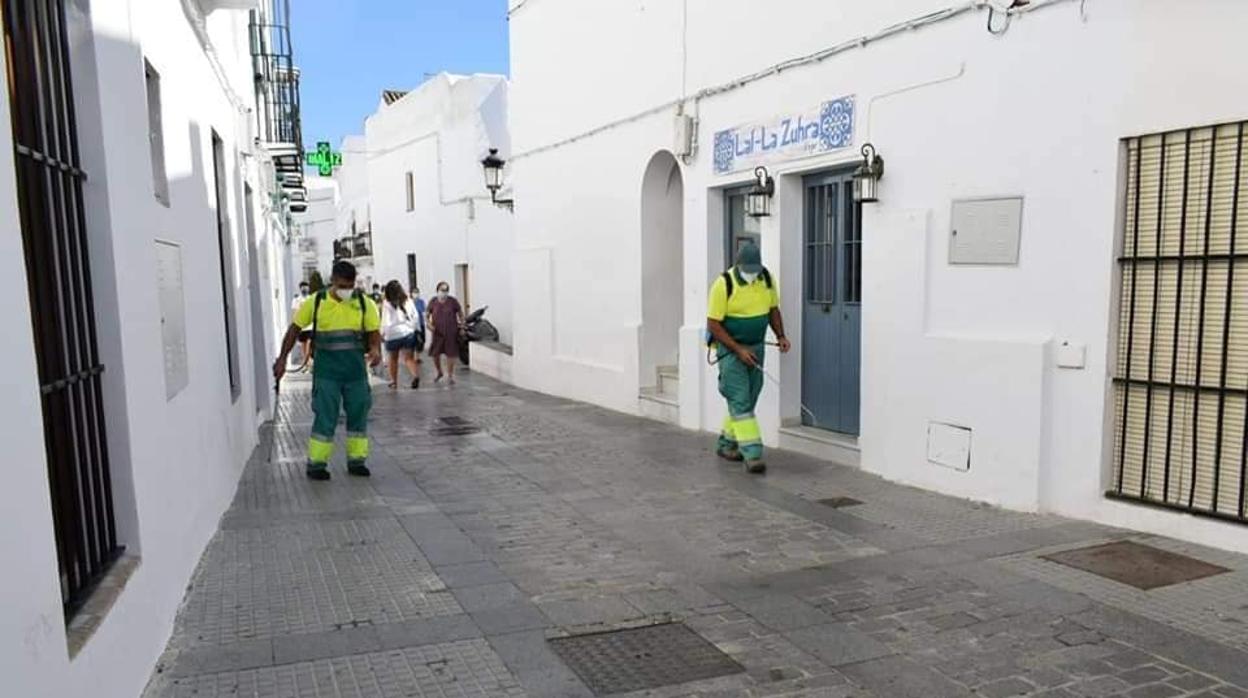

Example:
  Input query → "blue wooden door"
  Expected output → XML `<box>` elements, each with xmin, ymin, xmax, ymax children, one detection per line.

<box><xmin>801</xmin><ymin>171</ymin><xmax>861</xmax><ymax>435</ymax></box>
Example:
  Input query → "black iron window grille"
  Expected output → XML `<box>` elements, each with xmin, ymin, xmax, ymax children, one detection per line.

<box><xmin>841</xmin><ymin>181</ymin><xmax>862</xmax><ymax>304</ymax></box>
<box><xmin>805</xmin><ymin>181</ymin><xmax>861</xmax><ymax>305</ymax></box>
<box><xmin>2</xmin><ymin>0</ymin><xmax>123</xmax><ymax>617</ymax></box>
<box><xmin>806</xmin><ymin>182</ymin><xmax>839</xmax><ymax>304</ymax></box>
<box><xmin>1110</xmin><ymin>121</ymin><xmax>1248</xmax><ymax>522</ymax></box>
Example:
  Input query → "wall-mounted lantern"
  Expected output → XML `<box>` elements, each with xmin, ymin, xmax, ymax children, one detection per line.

<box><xmin>745</xmin><ymin>166</ymin><xmax>775</xmax><ymax>218</ymax></box>
<box><xmin>480</xmin><ymin>147</ymin><xmax>514</xmax><ymax>211</ymax></box>
<box><xmin>853</xmin><ymin>143</ymin><xmax>884</xmax><ymax>203</ymax></box>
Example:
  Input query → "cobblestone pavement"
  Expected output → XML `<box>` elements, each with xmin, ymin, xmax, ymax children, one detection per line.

<box><xmin>144</xmin><ymin>370</ymin><xmax>1248</xmax><ymax>697</ymax></box>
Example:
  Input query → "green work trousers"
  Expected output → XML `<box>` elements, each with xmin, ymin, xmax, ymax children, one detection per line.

<box><xmin>308</xmin><ymin>373</ymin><xmax>372</xmax><ymax>471</ymax></box>
<box><xmin>717</xmin><ymin>344</ymin><xmax>765</xmax><ymax>460</ymax></box>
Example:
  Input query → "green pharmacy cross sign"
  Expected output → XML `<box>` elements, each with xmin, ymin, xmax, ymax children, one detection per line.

<box><xmin>305</xmin><ymin>141</ymin><xmax>342</xmax><ymax>176</ymax></box>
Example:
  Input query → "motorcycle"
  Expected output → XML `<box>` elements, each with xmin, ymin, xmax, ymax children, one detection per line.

<box><xmin>458</xmin><ymin>306</ymin><xmax>500</xmax><ymax>365</ymax></box>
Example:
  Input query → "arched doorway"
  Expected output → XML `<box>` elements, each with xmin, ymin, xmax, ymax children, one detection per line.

<box><xmin>639</xmin><ymin>151</ymin><xmax>684</xmax><ymax>399</ymax></box>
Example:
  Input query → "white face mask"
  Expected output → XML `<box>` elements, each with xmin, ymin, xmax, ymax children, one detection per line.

<box><xmin>437</xmin><ymin>289</ymin><xmax>449</xmax><ymax>300</ymax></box>
<box><xmin>333</xmin><ymin>287</ymin><xmax>353</xmax><ymax>301</ymax></box>
<box><xmin>739</xmin><ymin>271</ymin><xmax>759</xmax><ymax>284</ymax></box>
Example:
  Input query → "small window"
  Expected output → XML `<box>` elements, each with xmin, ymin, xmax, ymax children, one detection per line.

<box><xmin>1111</xmin><ymin>121</ymin><xmax>1248</xmax><ymax>520</ymax></box>
<box><xmin>144</xmin><ymin>59</ymin><xmax>168</xmax><ymax>205</ymax></box>
<box><xmin>405</xmin><ymin>171</ymin><xmax>414</xmax><ymax>211</ymax></box>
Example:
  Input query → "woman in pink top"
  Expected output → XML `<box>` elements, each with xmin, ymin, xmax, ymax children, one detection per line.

<box><xmin>425</xmin><ymin>281</ymin><xmax>464</xmax><ymax>384</ymax></box>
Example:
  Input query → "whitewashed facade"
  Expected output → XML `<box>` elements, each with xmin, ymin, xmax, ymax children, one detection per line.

<box><xmin>327</xmin><ymin>135</ymin><xmax>377</xmax><ymax>290</ymax></box>
<box><xmin>506</xmin><ymin>0</ymin><xmax>1248</xmax><ymax>552</ymax></box>
<box><xmin>0</xmin><ymin>0</ymin><xmax>299</xmax><ymax>694</ymax></box>
<box><xmin>363</xmin><ymin>73</ymin><xmax>514</xmax><ymax>345</ymax></box>
<box><xmin>291</xmin><ymin>176</ymin><xmax>339</xmax><ymax>286</ymax></box>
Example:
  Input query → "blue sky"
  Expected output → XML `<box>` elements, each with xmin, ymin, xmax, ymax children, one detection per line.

<box><xmin>291</xmin><ymin>0</ymin><xmax>510</xmax><ymax>150</ymax></box>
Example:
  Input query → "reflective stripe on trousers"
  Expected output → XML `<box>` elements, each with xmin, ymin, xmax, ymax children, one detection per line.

<box><xmin>716</xmin><ymin>345</ymin><xmax>765</xmax><ymax>460</ymax></box>
<box><xmin>307</xmin><ymin>373</ymin><xmax>372</xmax><ymax>468</ymax></box>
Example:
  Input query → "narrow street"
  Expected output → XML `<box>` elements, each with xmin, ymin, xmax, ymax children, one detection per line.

<box><xmin>143</xmin><ymin>371</ymin><xmax>1248</xmax><ymax>698</ymax></box>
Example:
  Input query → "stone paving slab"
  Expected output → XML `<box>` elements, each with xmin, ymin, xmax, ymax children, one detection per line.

<box><xmin>146</xmin><ymin>371</ymin><xmax>1248</xmax><ymax>698</ymax></box>
<box><xmin>153</xmin><ymin>639</ymin><xmax>526</xmax><ymax>698</ymax></box>
<box><xmin>999</xmin><ymin>535</ymin><xmax>1248</xmax><ymax>652</ymax></box>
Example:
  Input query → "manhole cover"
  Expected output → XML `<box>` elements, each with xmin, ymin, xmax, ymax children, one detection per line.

<box><xmin>549</xmin><ymin>623</ymin><xmax>743</xmax><ymax>695</ymax></box>
<box><xmin>432</xmin><ymin>416</ymin><xmax>480</xmax><ymax>436</ymax></box>
<box><xmin>817</xmin><ymin>496</ymin><xmax>863</xmax><ymax>508</ymax></box>
<box><xmin>1042</xmin><ymin>540</ymin><xmax>1230</xmax><ymax>590</ymax></box>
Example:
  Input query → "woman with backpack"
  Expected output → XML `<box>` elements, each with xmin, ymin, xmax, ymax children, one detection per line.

<box><xmin>380</xmin><ymin>280</ymin><xmax>422</xmax><ymax>389</ymax></box>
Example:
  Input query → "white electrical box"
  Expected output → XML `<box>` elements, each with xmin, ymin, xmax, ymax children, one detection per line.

<box><xmin>949</xmin><ymin>196</ymin><xmax>1023</xmax><ymax>265</ymax></box>
<box><xmin>928</xmin><ymin>422</ymin><xmax>972</xmax><ymax>472</ymax></box>
<box><xmin>156</xmin><ymin>240</ymin><xmax>189</xmax><ymax>400</ymax></box>
<box><xmin>674</xmin><ymin>114</ymin><xmax>695</xmax><ymax>157</ymax></box>
<box><xmin>1056</xmin><ymin>339</ymin><xmax>1087</xmax><ymax>369</ymax></box>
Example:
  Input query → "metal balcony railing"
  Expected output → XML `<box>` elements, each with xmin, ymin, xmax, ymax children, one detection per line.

<box><xmin>249</xmin><ymin>1</ymin><xmax>303</xmax><ymax>178</ymax></box>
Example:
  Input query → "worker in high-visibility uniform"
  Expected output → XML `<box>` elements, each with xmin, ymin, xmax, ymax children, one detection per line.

<box><xmin>707</xmin><ymin>243</ymin><xmax>790</xmax><ymax>473</ymax></box>
<box><xmin>274</xmin><ymin>260</ymin><xmax>382</xmax><ymax>480</ymax></box>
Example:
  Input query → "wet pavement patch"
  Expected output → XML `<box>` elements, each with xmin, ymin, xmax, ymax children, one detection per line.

<box><xmin>432</xmin><ymin>416</ymin><xmax>481</xmax><ymax>436</ymax></box>
<box><xmin>1042</xmin><ymin>540</ymin><xmax>1230</xmax><ymax>590</ymax></box>
<box><xmin>817</xmin><ymin>496</ymin><xmax>864</xmax><ymax>508</ymax></box>
<box><xmin>548</xmin><ymin>622</ymin><xmax>744</xmax><ymax>695</ymax></box>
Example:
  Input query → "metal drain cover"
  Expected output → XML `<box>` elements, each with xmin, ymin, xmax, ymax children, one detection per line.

<box><xmin>549</xmin><ymin>623</ymin><xmax>743</xmax><ymax>695</ymax></box>
<box><xmin>1042</xmin><ymin>540</ymin><xmax>1230</xmax><ymax>590</ymax></box>
<box><xmin>817</xmin><ymin>496</ymin><xmax>863</xmax><ymax>508</ymax></box>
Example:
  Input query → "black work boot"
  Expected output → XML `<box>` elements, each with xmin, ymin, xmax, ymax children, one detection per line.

<box><xmin>347</xmin><ymin>461</ymin><xmax>371</xmax><ymax>477</ymax></box>
<box><xmin>745</xmin><ymin>458</ymin><xmax>767</xmax><ymax>474</ymax></box>
<box><xmin>306</xmin><ymin>464</ymin><xmax>331</xmax><ymax>481</ymax></box>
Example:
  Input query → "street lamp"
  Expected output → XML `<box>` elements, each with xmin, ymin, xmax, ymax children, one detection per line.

<box><xmin>481</xmin><ymin>147</ymin><xmax>513</xmax><ymax>210</ymax></box>
<box><xmin>745</xmin><ymin>166</ymin><xmax>775</xmax><ymax>218</ymax></box>
<box><xmin>853</xmin><ymin>143</ymin><xmax>884</xmax><ymax>203</ymax></box>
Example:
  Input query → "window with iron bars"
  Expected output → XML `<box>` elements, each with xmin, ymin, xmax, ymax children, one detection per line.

<box><xmin>3</xmin><ymin>0</ymin><xmax>123</xmax><ymax>618</ymax></box>
<box><xmin>1110</xmin><ymin>121</ymin><xmax>1248</xmax><ymax>522</ymax></box>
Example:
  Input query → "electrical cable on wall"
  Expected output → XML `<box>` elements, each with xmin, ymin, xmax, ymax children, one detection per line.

<box><xmin>511</xmin><ymin>0</ymin><xmax>1083</xmax><ymax>163</ymax></box>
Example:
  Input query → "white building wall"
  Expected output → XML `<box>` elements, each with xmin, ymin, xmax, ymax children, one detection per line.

<box><xmin>293</xmin><ymin>176</ymin><xmax>339</xmax><ymax>287</ymax></box>
<box><xmin>0</xmin><ymin>0</ymin><xmax>290</xmax><ymax>694</ymax></box>
<box><xmin>364</xmin><ymin>74</ymin><xmax>514</xmax><ymax>344</ymax></box>
<box><xmin>337</xmin><ymin>134</ymin><xmax>369</xmax><ymax>240</ymax></box>
<box><xmin>508</xmin><ymin>0</ymin><xmax>1248</xmax><ymax>552</ymax></box>
<box><xmin>326</xmin><ymin>136</ymin><xmax>376</xmax><ymax>289</ymax></box>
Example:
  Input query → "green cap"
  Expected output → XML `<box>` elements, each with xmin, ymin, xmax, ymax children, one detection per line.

<box><xmin>735</xmin><ymin>243</ymin><xmax>763</xmax><ymax>274</ymax></box>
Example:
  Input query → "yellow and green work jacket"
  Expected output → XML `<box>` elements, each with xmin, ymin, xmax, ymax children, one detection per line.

<box><xmin>294</xmin><ymin>291</ymin><xmax>381</xmax><ymax>382</ymax></box>
<box><xmin>706</xmin><ymin>267</ymin><xmax>779</xmax><ymax>346</ymax></box>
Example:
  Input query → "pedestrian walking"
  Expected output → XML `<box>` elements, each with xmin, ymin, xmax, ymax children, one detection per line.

<box><xmin>706</xmin><ymin>243</ymin><xmax>790</xmax><ymax>474</ymax></box>
<box><xmin>426</xmin><ymin>280</ymin><xmax>464</xmax><ymax>384</ymax></box>
<box><xmin>273</xmin><ymin>260</ymin><xmax>382</xmax><ymax>480</ymax></box>
<box><xmin>368</xmin><ymin>283</ymin><xmax>387</xmax><ymax>378</ymax></box>
<box><xmin>381</xmin><ymin>280</ymin><xmax>422</xmax><ymax>390</ymax></box>
<box><xmin>409</xmin><ymin>285</ymin><xmax>427</xmax><ymax>354</ymax></box>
